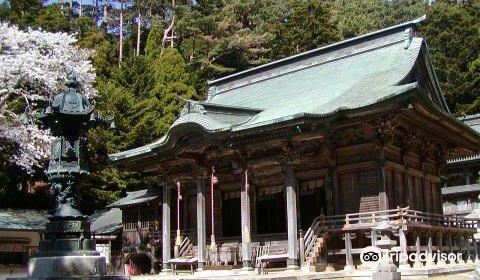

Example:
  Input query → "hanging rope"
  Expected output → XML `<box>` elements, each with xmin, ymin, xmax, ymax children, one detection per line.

<box><xmin>243</xmin><ymin>169</ymin><xmax>250</xmax><ymax>237</ymax></box>
<box><xmin>210</xmin><ymin>166</ymin><xmax>218</xmax><ymax>247</ymax></box>
<box><xmin>176</xmin><ymin>181</ymin><xmax>182</xmax><ymax>234</ymax></box>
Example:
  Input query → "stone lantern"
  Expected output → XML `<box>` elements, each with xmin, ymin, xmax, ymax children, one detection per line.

<box><xmin>10</xmin><ymin>73</ymin><xmax>126</xmax><ymax>280</ymax></box>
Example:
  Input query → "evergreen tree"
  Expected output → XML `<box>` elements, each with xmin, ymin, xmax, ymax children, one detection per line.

<box><xmin>134</xmin><ymin>48</ymin><xmax>197</xmax><ymax>139</ymax></box>
<box><xmin>420</xmin><ymin>1</ymin><xmax>480</xmax><ymax>114</ymax></box>
<box><xmin>34</xmin><ymin>4</ymin><xmax>70</xmax><ymax>32</ymax></box>
<box><xmin>144</xmin><ymin>19</ymin><xmax>163</xmax><ymax>59</ymax></box>
<box><xmin>271</xmin><ymin>0</ymin><xmax>339</xmax><ymax>58</ymax></box>
<box><xmin>335</xmin><ymin>0</ymin><xmax>426</xmax><ymax>39</ymax></box>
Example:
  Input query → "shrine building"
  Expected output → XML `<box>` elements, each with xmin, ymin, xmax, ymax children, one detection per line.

<box><xmin>109</xmin><ymin>17</ymin><xmax>480</xmax><ymax>274</ymax></box>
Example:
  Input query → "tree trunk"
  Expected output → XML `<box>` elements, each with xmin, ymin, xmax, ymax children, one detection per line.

<box><xmin>119</xmin><ymin>0</ymin><xmax>124</xmax><ymax>66</ymax></box>
<box><xmin>69</xmin><ymin>0</ymin><xmax>73</xmax><ymax>9</ymax></box>
<box><xmin>136</xmin><ymin>11</ymin><xmax>141</xmax><ymax>56</ymax></box>
<box><xmin>79</xmin><ymin>0</ymin><xmax>83</xmax><ymax>16</ymax></box>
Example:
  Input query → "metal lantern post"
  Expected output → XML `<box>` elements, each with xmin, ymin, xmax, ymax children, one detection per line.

<box><xmin>13</xmin><ymin>73</ymin><xmax>125</xmax><ymax>280</ymax></box>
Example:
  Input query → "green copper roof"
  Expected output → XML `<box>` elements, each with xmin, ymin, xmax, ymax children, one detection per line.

<box><xmin>107</xmin><ymin>188</ymin><xmax>161</xmax><ymax>208</ymax></box>
<box><xmin>109</xmin><ymin>17</ymin><xmax>454</xmax><ymax>163</ymax></box>
<box><xmin>210</xmin><ymin>39</ymin><xmax>421</xmax><ymax>130</ymax></box>
<box><xmin>89</xmin><ymin>208</ymin><xmax>122</xmax><ymax>235</ymax></box>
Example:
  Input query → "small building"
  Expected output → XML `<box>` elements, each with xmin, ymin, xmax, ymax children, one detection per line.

<box><xmin>107</xmin><ymin>188</ymin><xmax>162</xmax><ymax>275</ymax></box>
<box><xmin>89</xmin><ymin>208</ymin><xmax>123</xmax><ymax>275</ymax></box>
<box><xmin>0</xmin><ymin>209</ymin><xmax>49</xmax><ymax>279</ymax></box>
<box><xmin>443</xmin><ymin>114</ymin><xmax>480</xmax><ymax>216</ymax></box>
<box><xmin>110</xmin><ymin>18</ymin><xmax>480</xmax><ymax>275</ymax></box>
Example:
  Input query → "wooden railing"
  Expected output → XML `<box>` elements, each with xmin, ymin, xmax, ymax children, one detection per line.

<box><xmin>316</xmin><ymin>207</ymin><xmax>479</xmax><ymax>230</ymax></box>
<box><xmin>401</xmin><ymin>209</ymin><xmax>478</xmax><ymax>229</ymax></box>
<box><xmin>301</xmin><ymin>206</ymin><xmax>480</xmax><ymax>266</ymax></box>
<box><xmin>323</xmin><ymin>207</ymin><xmax>406</xmax><ymax>230</ymax></box>
<box><xmin>301</xmin><ymin>215</ymin><xmax>326</xmax><ymax>264</ymax></box>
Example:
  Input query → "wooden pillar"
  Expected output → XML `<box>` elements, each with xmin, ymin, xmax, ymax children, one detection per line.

<box><xmin>195</xmin><ymin>178</ymin><xmax>206</xmax><ymax>269</ymax></box>
<box><xmin>241</xmin><ymin>169</ymin><xmax>253</xmax><ymax>269</ymax></box>
<box><xmin>399</xmin><ymin>227</ymin><xmax>410</xmax><ymax>269</ymax></box>
<box><xmin>377</xmin><ymin>147</ymin><xmax>388</xmax><ymax>210</ymax></box>
<box><xmin>331</xmin><ymin>167</ymin><xmax>340</xmax><ymax>215</ymax></box>
<box><xmin>407</xmin><ymin>175</ymin><xmax>415</xmax><ymax>210</ymax></box>
<box><xmin>344</xmin><ymin>232</ymin><xmax>354</xmax><ymax>271</ymax></box>
<box><xmin>162</xmin><ymin>181</ymin><xmax>171</xmax><ymax>271</ymax></box>
<box><xmin>284</xmin><ymin>163</ymin><xmax>299</xmax><ymax>268</ymax></box>
<box><xmin>371</xmin><ymin>230</ymin><xmax>377</xmax><ymax>246</ymax></box>
<box><xmin>325</xmin><ymin>168</ymin><xmax>334</xmax><ymax>216</ymax></box>
<box><xmin>424</xmin><ymin>180</ymin><xmax>433</xmax><ymax>213</ymax></box>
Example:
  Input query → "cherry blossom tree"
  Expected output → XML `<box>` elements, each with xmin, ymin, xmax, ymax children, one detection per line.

<box><xmin>0</xmin><ymin>22</ymin><xmax>96</xmax><ymax>174</ymax></box>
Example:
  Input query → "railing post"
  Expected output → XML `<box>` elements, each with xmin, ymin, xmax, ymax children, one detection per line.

<box><xmin>299</xmin><ymin>230</ymin><xmax>305</xmax><ymax>267</ymax></box>
<box><xmin>321</xmin><ymin>214</ymin><xmax>326</xmax><ymax>229</ymax></box>
<box><xmin>426</xmin><ymin>231</ymin><xmax>434</xmax><ymax>267</ymax></box>
<box><xmin>344</xmin><ymin>232</ymin><xmax>354</xmax><ymax>271</ymax></box>
<box><xmin>437</xmin><ymin>232</ymin><xmax>447</xmax><ymax>266</ymax></box>
<box><xmin>399</xmin><ymin>226</ymin><xmax>410</xmax><ymax>269</ymax></box>
<box><xmin>467</xmin><ymin>234</ymin><xmax>474</xmax><ymax>264</ymax></box>
<box><xmin>413</xmin><ymin>231</ymin><xmax>423</xmax><ymax>268</ymax></box>
<box><xmin>474</xmin><ymin>236</ymin><xmax>479</xmax><ymax>264</ymax></box>
<box><xmin>448</xmin><ymin>232</ymin><xmax>454</xmax><ymax>265</ymax></box>
<box><xmin>371</xmin><ymin>229</ymin><xmax>377</xmax><ymax>247</ymax></box>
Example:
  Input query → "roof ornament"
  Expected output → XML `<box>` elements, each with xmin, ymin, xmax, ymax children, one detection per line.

<box><xmin>179</xmin><ymin>97</ymin><xmax>207</xmax><ymax>116</ymax></box>
<box><xmin>207</xmin><ymin>86</ymin><xmax>217</xmax><ymax>101</ymax></box>
<box><xmin>404</xmin><ymin>27</ymin><xmax>413</xmax><ymax>49</ymax></box>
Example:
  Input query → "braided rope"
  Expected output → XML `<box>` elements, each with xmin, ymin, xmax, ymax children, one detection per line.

<box><xmin>211</xmin><ymin>166</ymin><xmax>215</xmax><ymax>241</ymax></box>
<box><xmin>176</xmin><ymin>181</ymin><xmax>181</xmax><ymax>233</ymax></box>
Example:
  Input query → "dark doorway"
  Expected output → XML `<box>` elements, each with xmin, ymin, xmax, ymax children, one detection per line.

<box><xmin>256</xmin><ymin>185</ymin><xmax>286</xmax><ymax>234</ymax></box>
<box><xmin>221</xmin><ymin>190</ymin><xmax>241</xmax><ymax>237</ymax></box>
<box><xmin>299</xmin><ymin>178</ymin><xmax>326</xmax><ymax>231</ymax></box>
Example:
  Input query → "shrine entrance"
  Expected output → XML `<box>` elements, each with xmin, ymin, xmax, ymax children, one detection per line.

<box><xmin>256</xmin><ymin>185</ymin><xmax>286</xmax><ymax>234</ymax></box>
<box><xmin>221</xmin><ymin>190</ymin><xmax>241</xmax><ymax>237</ymax></box>
<box><xmin>299</xmin><ymin>178</ymin><xmax>326</xmax><ymax>231</ymax></box>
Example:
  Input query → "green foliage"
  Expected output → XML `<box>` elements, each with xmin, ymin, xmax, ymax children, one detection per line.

<box><xmin>271</xmin><ymin>0</ymin><xmax>339</xmax><ymax>57</ymax></box>
<box><xmin>141</xmin><ymin>48</ymin><xmax>197</xmax><ymax>137</ymax></box>
<box><xmin>78</xmin><ymin>29</ymin><xmax>118</xmax><ymax>79</ymax></box>
<box><xmin>145</xmin><ymin>19</ymin><xmax>163</xmax><ymax>59</ymax></box>
<box><xmin>34</xmin><ymin>4</ymin><xmax>70</xmax><ymax>32</ymax></box>
<box><xmin>6</xmin><ymin>0</ymin><xmax>42</xmax><ymax>27</ymax></box>
<box><xmin>336</xmin><ymin>0</ymin><xmax>426</xmax><ymax>39</ymax></box>
<box><xmin>420</xmin><ymin>1</ymin><xmax>480</xmax><ymax>114</ymax></box>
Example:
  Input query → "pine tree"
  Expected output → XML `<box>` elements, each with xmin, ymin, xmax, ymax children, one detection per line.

<box><xmin>144</xmin><ymin>19</ymin><xmax>163</xmax><ymax>59</ymax></box>
<box><xmin>420</xmin><ymin>1</ymin><xmax>480</xmax><ymax>114</ymax></box>
<box><xmin>132</xmin><ymin>48</ymin><xmax>197</xmax><ymax>140</ymax></box>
